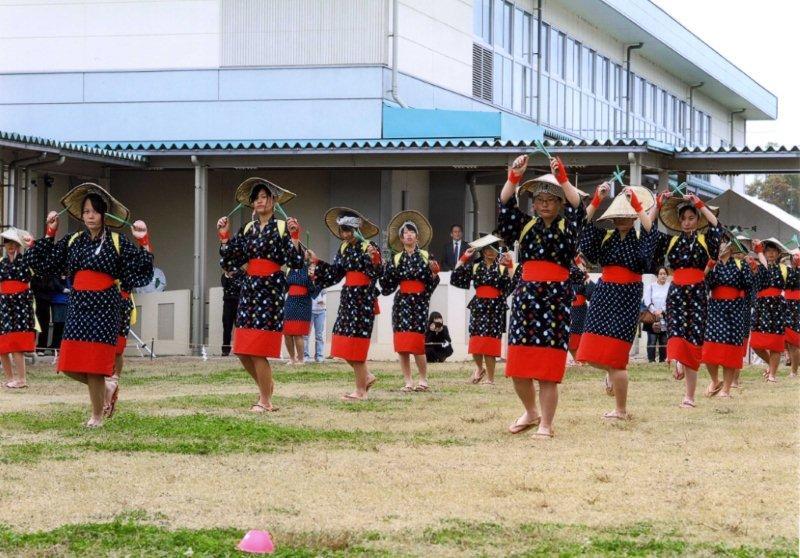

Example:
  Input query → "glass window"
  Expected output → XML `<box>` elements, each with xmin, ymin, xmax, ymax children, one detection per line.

<box><xmin>474</xmin><ymin>0</ymin><xmax>491</xmax><ymax>41</ymax></box>
<box><xmin>513</xmin><ymin>8</ymin><xmax>523</xmax><ymax>57</ymax></box>
<box><xmin>581</xmin><ymin>47</ymin><xmax>593</xmax><ymax>90</ymax></box>
<box><xmin>503</xmin><ymin>56</ymin><xmax>512</xmax><ymax>108</ymax></box>
<box><xmin>706</xmin><ymin>114</ymin><xmax>712</xmax><ymax>146</ymax></box>
<box><xmin>593</xmin><ymin>53</ymin><xmax>603</xmax><ymax>95</ymax></box>
<box><xmin>565</xmin><ymin>38</ymin><xmax>574</xmax><ymax>83</ymax></box>
<box><xmin>541</xmin><ymin>23</ymin><xmax>550</xmax><ymax>72</ymax></box>
<box><xmin>503</xmin><ymin>2</ymin><xmax>512</xmax><ymax>52</ymax></box>
<box><xmin>522</xmin><ymin>12</ymin><xmax>531</xmax><ymax>61</ymax></box>
<box><xmin>549</xmin><ymin>27</ymin><xmax>559</xmax><ymax>75</ymax></box>
<box><xmin>513</xmin><ymin>62</ymin><xmax>523</xmax><ymax>113</ymax></box>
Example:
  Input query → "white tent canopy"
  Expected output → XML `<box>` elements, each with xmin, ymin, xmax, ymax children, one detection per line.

<box><xmin>711</xmin><ymin>189</ymin><xmax>800</xmax><ymax>242</ymax></box>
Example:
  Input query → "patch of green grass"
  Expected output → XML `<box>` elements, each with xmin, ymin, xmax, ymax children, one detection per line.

<box><xmin>0</xmin><ymin>408</ymin><xmax>384</xmax><ymax>456</ymax></box>
<box><xmin>0</xmin><ymin>518</ymin><xmax>388</xmax><ymax>557</ymax></box>
<box><xmin>422</xmin><ymin>519</ymin><xmax>797</xmax><ymax>557</ymax></box>
<box><xmin>0</xmin><ymin>442</ymin><xmax>74</xmax><ymax>464</ymax></box>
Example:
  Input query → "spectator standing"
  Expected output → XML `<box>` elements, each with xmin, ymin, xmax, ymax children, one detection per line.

<box><xmin>304</xmin><ymin>285</ymin><xmax>327</xmax><ymax>363</ymax></box>
<box><xmin>221</xmin><ymin>269</ymin><xmax>244</xmax><ymax>356</ymax></box>
<box><xmin>643</xmin><ymin>266</ymin><xmax>670</xmax><ymax>363</ymax></box>
<box><xmin>441</xmin><ymin>224</ymin><xmax>468</xmax><ymax>271</ymax></box>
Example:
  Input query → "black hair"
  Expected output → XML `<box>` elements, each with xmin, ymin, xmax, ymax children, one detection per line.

<box><xmin>678</xmin><ymin>204</ymin><xmax>699</xmax><ymax>219</ymax></box>
<box><xmin>82</xmin><ymin>193</ymin><xmax>107</xmax><ymax>220</ymax></box>
<box><xmin>428</xmin><ymin>311</ymin><xmax>444</xmax><ymax>325</ymax></box>
<box><xmin>249</xmin><ymin>182</ymin><xmax>274</xmax><ymax>203</ymax></box>
<box><xmin>400</xmin><ymin>222</ymin><xmax>418</xmax><ymax>235</ymax></box>
<box><xmin>656</xmin><ymin>266</ymin><xmax>668</xmax><ymax>275</ymax></box>
<box><xmin>450</xmin><ymin>224</ymin><xmax>462</xmax><ymax>232</ymax></box>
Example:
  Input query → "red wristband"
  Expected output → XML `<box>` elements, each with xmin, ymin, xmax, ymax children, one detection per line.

<box><xmin>459</xmin><ymin>253</ymin><xmax>471</xmax><ymax>263</ymax></box>
<box><xmin>136</xmin><ymin>234</ymin><xmax>150</xmax><ymax>248</ymax></box>
<box><xmin>218</xmin><ymin>230</ymin><xmax>230</xmax><ymax>242</ymax></box>
<box><xmin>290</xmin><ymin>228</ymin><xmax>300</xmax><ymax>240</ymax></box>
<box><xmin>46</xmin><ymin>227</ymin><xmax>57</xmax><ymax>238</ymax></box>
<box><xmin>553</xmin><ymin>156</ymin><xmax>568</xmax><ymax>185</ymax></box>
<box><xmin>754</xmin><ymin>242</ymin><xmax>764</xmax><ymax>254</ymax></box>
<box><xmin>629</xmin><ymin>193</ymin><xmax>643</xmax><ymax>213</ymax></box>
<box><xmin>311</xmin><ymin>257</ymin><xmax>320</xmax><ymax>265</ymax></box>
<box><xmin>694</xmin><ymin>198</ymin><xmax>705</xmax><ymax>209</ymax></box>
<box><xmin>590</xmin><ymin>192</ymin><xmax>602</xmax><ymax>209</ymax></box>
<box><xmin>507</xmin><ymin>169</ymin><xmax>522</xmax><ymax>185</ymax></box>
<box><xmin>707</xmin><ymin>259</ymin><xmax>716</xmax><ymax>269</ymax></box>
<box><xmin>430</xmin><ymin>261</ymin><xmax>441</xmax><ymax>274</ymax></box>
<box><xmin>371</xmin><ymin>251</ymin><xmax>382</xmax><ymax>265</ymax></box>
<box><xmin>656</xmin><ymin>193</ymin><xmax>667</xmax><ymax>210</ymax></box>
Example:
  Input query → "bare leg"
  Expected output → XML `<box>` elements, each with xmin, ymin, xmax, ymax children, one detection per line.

<box><xmin>471</xmin><ymin>354</ymin><xmax>484</xmax><ymax>382</ymax></box>
<box><xmin>105</xmin><ymin>354</ymin><xmax>123</xmax><ymax>406</ymax></box>
<box><xmin>537</xmin><ymin>381</ymin><xmax>559</xmax><ymax>436</ymax></box>
<box><xmin>605</xmin><ymin>368</ymin><xmax>628</xmax><ymax>417</ymax></box>
<box><xmin>238</xmin><ymin>355</ymin><xmax>257</xmax><ymax>382</ymax></box>
<box><xmin>413</xmin><ymin>354</ymin><xmax>428</xmax><ymax>387</ymax></box>
<box><xmin>732</xmin><ymin>368</ymin><xmax>741</xmax><ymax>388</ymax></box>
<box><xmin>511</xmin><ymin>378</ymin><xmax>540</xmax><ymax>426</ymax></box>
<box><xmin>682</xmin><ymin>367</ymin><xmax>698</xmax><ymax>407</ymax></box>
<box><xmin>64</xmin><ymin>372</ymin><xmax>89</xmax><ymax>385</ymax></box>
<box><xmin>719</xmin><ymin>367</ymin><xmax>735</xmax><ymax>397</ymax></box>
<box><xmin>399</xmin><ymin>353</ymin><xmax>413</xmax><ymax>387</ymax></box>
<box><xmin>251</xmin><ymin>356</ymin><xmax>276</xmax><ymax>409</ymax></box>
<box><xmin>86</xmin><ymin>374</ymin><xmax>106</xmax><ymax>426</ymax></box>
<box><xmin>284</xmin><ymin>336</ymin><xmax>296</xmax><ymax>363</ymax></box>
<box><xmin>787</xmin><ymin>345</ymin><xmax>799</xmax><ymax>377</ymax></box>
<box><xmin>705</xmin><ymin>363</ymin><xmax>721</xmax><ymax>396</ymax></box>
<box><xmin>294</xmin><ymin>337</ymin><xmax>304</xmax><ymax>363</ymax></box>
<box><xmin>0</xmin><ymin>354</ymin><xmax>12</xmax><ymax>383</ymax></box>
<box><xmin>484</xmin><ymin>356</ymin><xmax>496</xmax><ymax>383</ymax></box>
<box><xmin>766</xmin><ymin>350</ymin><xmax>781</xmax><ymax>381</ymax></box>
<box><xmin>753</xmin><ymin>348</ymin><xmax>770</xmax><ymax>365</ymax></box>
<box><xmin>345</xmin><ymin>360</ymin><xmax>370</xmax><ymax>399</ymax></box>
<box><xmin>11</xmin><ymin>352</ymin><xmax>26</xmax><ymax>386</ymax></box>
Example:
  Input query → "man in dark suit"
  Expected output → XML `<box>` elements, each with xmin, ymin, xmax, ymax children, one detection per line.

<box><xmin>441</xmin><ymin>224</ymin><xmax>468</xmax><ymax>271</ymax></box>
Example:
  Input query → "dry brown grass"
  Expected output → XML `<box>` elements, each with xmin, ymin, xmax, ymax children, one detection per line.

<box><xmin>0</xmin><ymin>357</ymin><xmax>797</xmax><ymax>555</ymax></box>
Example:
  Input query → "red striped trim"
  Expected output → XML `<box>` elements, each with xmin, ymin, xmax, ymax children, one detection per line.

<box><xmin>393</xmin><ymin>331</ymin><xmax>425</xmax><ymax>354</ymax></box>
<box><xmin>571</xmin><ymin>294</ymin><xmax>586</xmax><ymax>307</ymax></box>
<box><xmin>58</xmin><ymin>339</ymin><xmax>115</xmax><ymax>375</ymax></box>
<box><xmin>476</xmin><ymin>286</ymin><xmax>501</xmax><ymax>299</ymax></box>
<box><xmin>0</xmin><ymin>280</ymin><xmax>29</xmax><ymax>294</ymax></box>
<box><xmin>331</xmin><ymin>334</ymin><xmax>371</xmax><ymax>362</ymax></box>
<box><xmin>247</xmin><ymin>259</ymin><xmax>281</xmax><ymax>276</ymax></box>
<box><xmin>785</xmin><ymin>328</ymin><xmax>800</xmax><ymax>347</ymax></box>
<box><xmin>468</xmin><ymin>335</ymin><xmax>502</xmax><ymax>357</ymax></box>
<box><xmin>701</xmin><ymin>341</ymin><xmax>743</xmax><ymax>369</ymax></box>
<box><xmin>282</xmin><ymin>319</ymin><xmax>311</xmax><ymax>336</ymax></box>
<box><xmin>575</xmin><ymin>332</ymin><xmax>631</xmax><ymax>369</ymax></box>
<box><xmin>399</xmin><ymin>280</ymin><xmax>425</xmax><ymax>294</ymax></box>
<box><xmin>667</xmin><ymin>337</ymin><xmax>702</xmax><ymax>370</ymax></box>
<box><xmin>345</xmin><ymin>271</ymin><xmax>371</xmax><ymax>286</ymax></box>
<box><xmin>0</xmin><ymin>331</ymin><xmax>35</xmax><ymax>354</ymax></box>
<box><xmin>568</xmin><ymin>333</ymin><xmax>582</xmax><ymax>352</ymax></box>
<box><xmin>711</xmin><ymin>286</ymin><xmax>744</xmax><ymax>300</ymax></box>
<box><xmin>73</xmin><ymin>270</ymin><xmax>115</xmax><ymax>291</ymax></box>
<box><xmin>757</xmin><ymin>288</ymin><xmax>783</xmax><ymax>299</ymax></box>
<box><xmin>505</xmin><ymin>345</ymin><xmax>567</xmax><ymax>382</ymax></box>
<box><xmin>785</xmin><ymin>289</ymin><xmax>800</xmax><ymax>301</ymax></box>
<box><xmin>232</xmin><ymin>327</ymin><xmax>282</xmax><ymax>357</ymax></box>
<box><xmin>601</xmin><ymin>266</ymin><xmax>642</xmax><ymax>284</ymax></box>
<box><xmin>288</xmin><ymin>285</ymin><xmax>309</xmax><ymax>296</ymax></box>
<box><xmin>521</xmin><ymin>261</ymin><xmax>569</xmax><ymax>282</ymax></box>
<box><xmin>750</xmin><ymin>331</ymin><xmax>785</xmax><ymax>352</ymax></box>
<box><xmin>672</xmin><ymin>268</ymin><xmax>705</xmax><ymax>286</ymax></box>
<box><xmin>114</xmin><ymin>335</ymin><xmax>126</xmax><ymax>355</ymax></box>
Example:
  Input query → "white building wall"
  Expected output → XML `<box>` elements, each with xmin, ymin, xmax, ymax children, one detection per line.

<box><xmin>0</xmin><ymin>0</ymin><xmax>220</xmax><ymax>73</ymax></box>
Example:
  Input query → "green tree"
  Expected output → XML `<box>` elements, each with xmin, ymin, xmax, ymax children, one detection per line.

<box><xmin>746</xmin><ymin>174</ymin><xmax>800</xmax><ymax>216</ymax></box>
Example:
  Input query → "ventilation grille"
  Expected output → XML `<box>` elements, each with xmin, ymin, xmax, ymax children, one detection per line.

<box><xmin>472</xmin><ymin>43</ymin><xmax>493</xmax><ymax>102</ymax></box>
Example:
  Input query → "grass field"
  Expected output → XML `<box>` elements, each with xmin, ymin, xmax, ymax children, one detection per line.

<box><xmin>0</xmin><ymin>357</ymin><xmax>797</xmax><ymax>557</ymax></box>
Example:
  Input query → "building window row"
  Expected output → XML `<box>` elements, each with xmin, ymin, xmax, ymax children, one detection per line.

<box><xmin>472</xmin><ymin>0</ymin><xmax>712</xmax><ymax>147</ymax></box>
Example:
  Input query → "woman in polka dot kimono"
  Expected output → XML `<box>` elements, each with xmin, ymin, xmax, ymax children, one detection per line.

<box><xmin>451</xmin><ymin>235</ymin><xmax>515</xmax><ymax>385</ymax></box>
<box><xmin>567</xmin><ymin>254</ymin><xmax>594</xmax><ymax>364</ymax></box>
<box><xmin>24</xmin><ymin>185</ymin><xmax>153</xmax><ymax>427</ymax></box>
<box><xmin>217</xmin><ymin>179</ymin><xmax>303</xmax><ymax>413</ymax></box>
<box><xmin>0</xmin><ymin>228</ymin><xmax>36</xmax><ymax>389</ymax></box>
<box><xmin>700</xmin><ymin>234</ymin><xmax>753</xmax><ymax>398</ymax></box>
<box><xmin>785</xmin><ymin>250</ymin><xmax>800</xmax><ymax>378</ymax></box>
<box><xmin>282</xmin><ymin>258</ymin><xmax>320</xmax><ymax>365</ymax></box>
<box><xmin>576</xmin><ymin>183</ymin><xmax>657</xmax><ymax>420</ymax></box>
<box><xmin>748</xmin><ymin>239</ymin><xmax>790</xmax><ymax>383</ymax></box>
<box><xmin>651</xmin><ymin>193</ymin><xmax>722</xmax><ymax>409</ymax></box>
<box><xmin>497</xmin><ymin>154</ymin><xmax>586</xmax><ymax>438</ymax></box>
<box><xmin>380</xmin><ymin>211</ymin><xmax>441</xmax><ymax>392</ymax></box>
<box><xmin>313</xmin><ymin>208</ymin><xmax>383</xmax><ymax>401</ymax></box>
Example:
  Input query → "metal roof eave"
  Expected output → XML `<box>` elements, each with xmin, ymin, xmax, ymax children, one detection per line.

<box><xmin>0</xmin><ymin>131</ymin><xmax>148</xmax><ymax>167</ymax></box>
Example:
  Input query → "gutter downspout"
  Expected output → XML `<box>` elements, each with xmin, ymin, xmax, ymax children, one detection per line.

<box><xmin>390</xmin><ymin>0</ymin><xmax>407</xmax><ymax>108</ymax></box>
<box><xmin>688</xmin><ymin>82</ymin><xmax>704</xmax><ymax>145</ymax></box>
<box><xmin>535</xmin><ymin>0</ymin><xmax>542</xmax><ymax>123</ymax></box>
<box><xmin>624</xmin><ymin>42</ymin><xmax>643</xmax><ymax>138</ymax></box>
<box><xmin>730</xmin><ymin>108</ymin><xmax>746</xmax><ymax>147</ymax></box>
<box><xmin>7</xmin><ymin>152</ymin><xmax>47</xmax><ymax>227</ymax></box>
<box><xmin>190</xmin><ymin>155</ymin><xmax>208</xmax><ymax>356</ymax></box>
<box><xmin>23</xmin><ymin>156</ymin><xmax>65</xmax><ymax>232</ymax></box>
<box><xmin>468</xmin><ymin>174</ymin><xmax>479</xmax><ymax>240</ymax></box>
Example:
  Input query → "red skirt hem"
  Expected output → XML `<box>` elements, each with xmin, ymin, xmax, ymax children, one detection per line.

<box><xmin>331</xmin><ymin>334</ymin><xmax>371</xmax><ymax>362</ymax></box>
<box><xmin>233</xmin><ymin>328</ymin><xmax>282</xmax><ymax>358</ymax></box>
<box><xmin>115</xmin><ymin>335</ymin><xmax>126</xmax><ymax>356</ymax></box>
<box><xmin>283</xmin><ymin>320</ymin><xmax>311</xmax><ymax>336</ymax></box>
<box><xmin>701</xmin><ymin>341</ymin><xmax>743</xmax><ymax>370</ymax></box>
<box><xmin>575</xmin><ymin>332</ymin><xmax>631</xmax><ymax>369</ymax></box>
<box><xmin>0</xmin><ymin>331</ymin><xmax>35</xmax><ymax>354</ymax></box>
<box><xmin>468</xmin><ymin>335</ymin><xmax>502</xmax><ymax>357</ymax></box>
<box><xmin>667</xmin><ymin>337</ymin><xmax>701</xmax><ymax>370</ymax></box>
<box><xmin>785</xmin><ymin>328</ymin><xmax>800</xmax><ymax>348</ymax></box>
<box><xmin>750</xmin><ymin>331</ymin><xmax>785</xmax><ymax>352</ymax></box>
<box><xmin>505</xmin><ymin>345</ymin><xmax>567</xmax><ymax>383</ymax></box>
<box><xmin>394</xmin><ymin>332</ymin><xmax>425</xmax><ymax>355</ymax></box>
<box><xmin>568</xmin><ymin>333</ymin><xmax>581</xmax><ymax>352</ymax></box>
<box><xmin>58</xmin><ymin>339</ymin><xmax>115</xmax><ymax>376</ymax></box>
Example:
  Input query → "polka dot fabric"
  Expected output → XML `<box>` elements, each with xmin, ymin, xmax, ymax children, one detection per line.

<box><xmin>785</xmin><ymin>266</ymin><xmax>800</xmax><ymax>346</ymax></box>
<box><xmin>380</xmin><ymin>249</ymin><xmax>440</xmax><ymax>338</ymax></box>
<box><xmin>750</xmin><ymin>263</ymin><xmax>788</xmax><ymax>351</ymax></box>
<box><xmin>497</xmin><ymin>195</ymin><xmax>585</xmax><ymax>382</ymax></box>
<box><xmin>450</xmin><ymin>259</ymin><xmax>513</xmax><ymax>341</ymax></box>
<box><xmin>283</xmin><ymin>266</ymin><xmax>320</xmax><ymax>324</ymax></box>
<box><xmin>568</xmin><ymin>264</ymin><xmax>594</xmax><ymax>338</ymax></box>
<box><xmin>0</xmin><ymin>254</ymin><xmax>36</xmax><ymax>352</ymax></box>
<box><xmin>701</xmin><ymin>259</ymin><xmax>753</xmax><ymax>368</ymax></box>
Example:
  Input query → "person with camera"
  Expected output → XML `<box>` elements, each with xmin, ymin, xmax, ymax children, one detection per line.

<box><xmin>424</xmin><ymin>312</ymin><xmax>453</xmax><ymax>363</ymax></box>
<box><xmin>642</xmin><ymin>267</ymin><xmax>670</xmax><ymax>363</ymax></box>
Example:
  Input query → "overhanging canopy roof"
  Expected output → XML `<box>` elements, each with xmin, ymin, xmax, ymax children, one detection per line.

<box><xmin>711</xmin><ymin>189</ymin><xmax>800</xmax><ymax>240</ymax></box>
